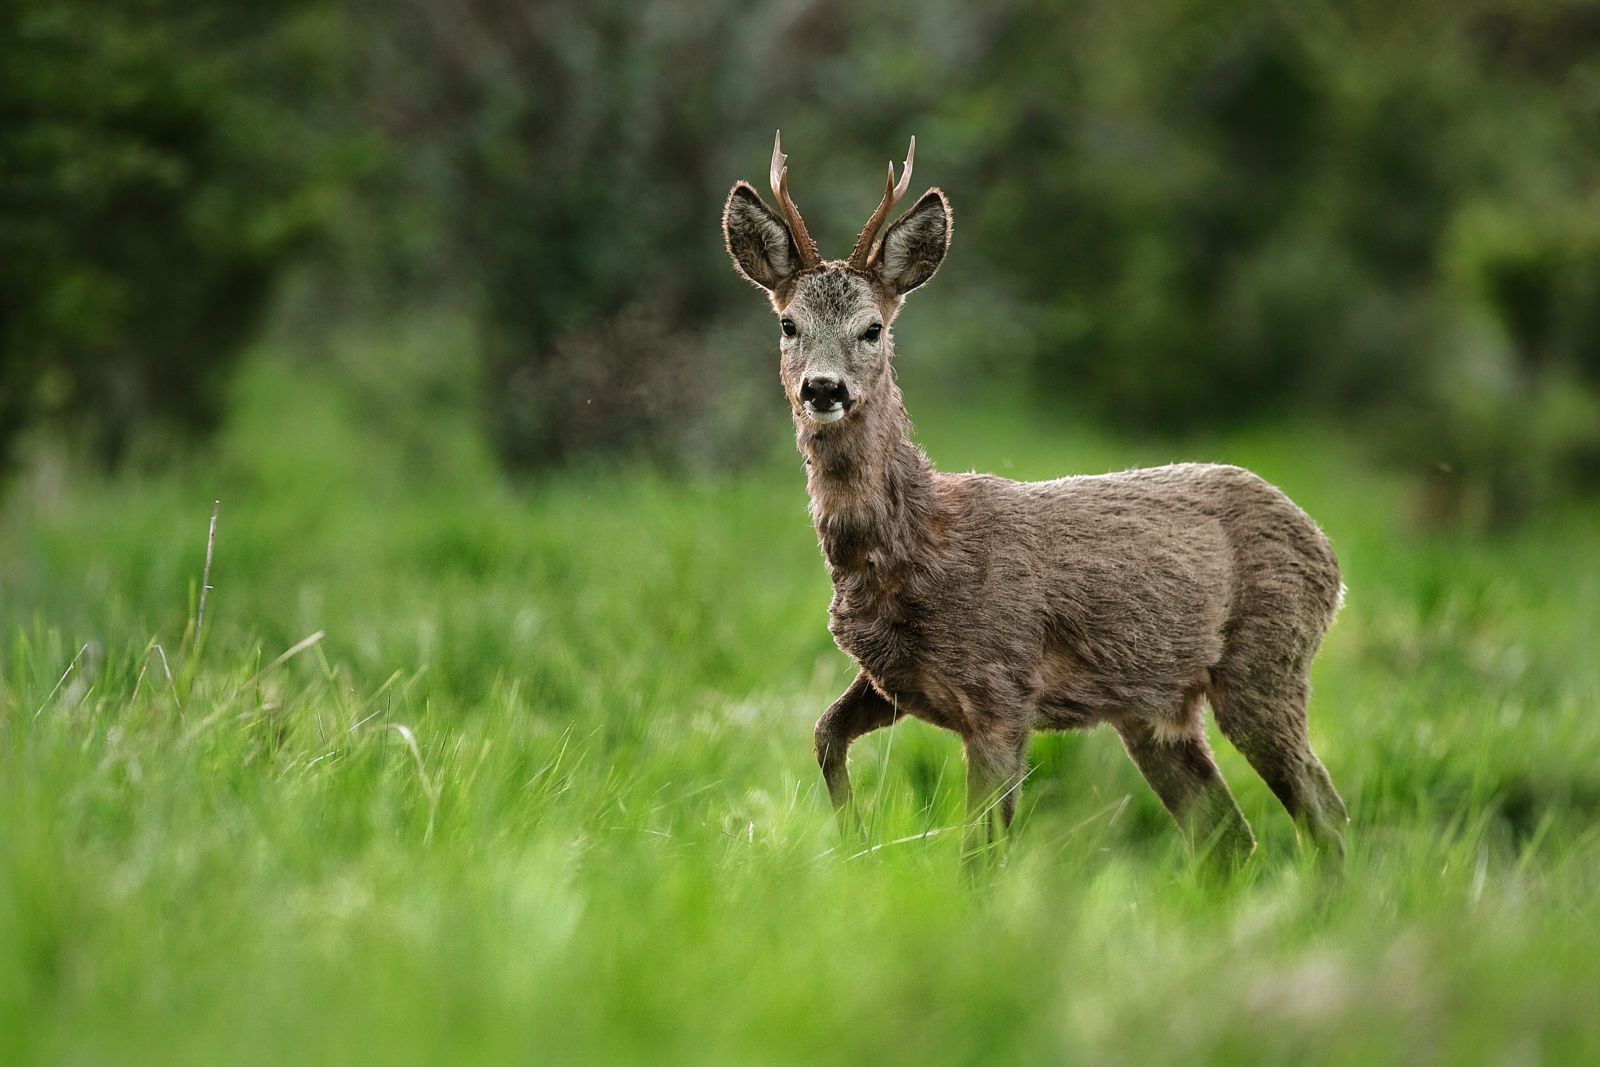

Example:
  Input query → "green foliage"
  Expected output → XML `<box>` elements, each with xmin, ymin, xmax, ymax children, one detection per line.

<box><xmin>338</xmin><ymin>0</ymin><xmax>1600</xmax><ymax>513</ymax></box>
<box><xmin>352</xmin><ymin>0</ymin><xmax>848</xmax><ymax>468</ymax></box>
<box><xmin>946</xmin><ymin>1</ymin><xmax>1600</xmax><ymax>508</ymax></box>
<box><xmin>0</xmin><ymin>0</ymin><xmax>342</xmax><ymax>473</ymax></box>
<box><xmin>2</xmin><ymin>324</ymin><xmax>1598</xmax><ymax>1062</ymax></box>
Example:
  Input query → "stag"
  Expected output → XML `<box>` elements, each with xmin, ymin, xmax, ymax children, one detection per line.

<box><xmin>723</xmin><ymin>132</ymin><xmax>1348</xmax><ymax>866</ymax></box>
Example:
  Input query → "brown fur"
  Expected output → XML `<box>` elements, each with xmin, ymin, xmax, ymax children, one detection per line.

<box><xmin>723</xmin><ymin>137</ymin><xmax>1347</xmax><ymax>866</ymax></box>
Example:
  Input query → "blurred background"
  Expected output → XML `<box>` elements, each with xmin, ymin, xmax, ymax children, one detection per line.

<box><xmin>3</xmin><ymin>0</ymin><xmax>1599</xmax><ymax>521</ymax></box>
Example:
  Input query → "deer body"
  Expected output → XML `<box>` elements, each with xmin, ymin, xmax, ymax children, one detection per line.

<box><xmin>725</xmin><ymin>134</ymin><xmax>1347</xmax><ymax>864</ymax></box>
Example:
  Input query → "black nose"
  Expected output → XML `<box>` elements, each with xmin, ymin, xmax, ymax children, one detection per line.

<box><xmin>800</xmin><ymin>376</ymin><xmax>849</xmax><ymax>411</ymax></box>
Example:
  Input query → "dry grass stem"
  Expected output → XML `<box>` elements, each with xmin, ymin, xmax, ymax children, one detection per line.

<box><xmin>32</xmin><ymin>642</ymin><xmax>89</xmax><ymax>720</ymax></box>
<box><xmin>195</xmin><ymin>499</ymin><xmax>220</xmax><ymax>650</ymax></box>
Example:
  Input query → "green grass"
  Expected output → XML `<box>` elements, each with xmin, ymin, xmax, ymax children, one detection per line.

<box><xmin>3</xmin><ymin>328</ymin><xmax>1598</xmax><ymax>1064</ymax></box>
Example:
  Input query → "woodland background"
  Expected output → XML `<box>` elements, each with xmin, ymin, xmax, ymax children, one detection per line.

<box><xmin>5</xmin><ymin>0</ymin><xmax>1599</xmax><ymax>517</ymax></box>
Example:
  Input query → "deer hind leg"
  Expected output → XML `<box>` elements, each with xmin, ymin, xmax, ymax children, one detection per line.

<box><xmin>1209</xmin><ymin>669</ymin><xmax>1348</xmax><ymax>861</ymax></box>
<box><xmin>814</xmin><ymin>671</ymin><xmax>900</xmax><ymax>839</ymax></box>
<box><xmin>1116</xmin><ymin>692</ymin><xmax>1256</xmax><ymax>869</ymax></box>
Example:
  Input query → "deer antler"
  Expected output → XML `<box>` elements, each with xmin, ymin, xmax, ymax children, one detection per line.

<box><xmin>847</xmin><ymin>136</ymin><xmax>915</xmax><ymax>271</ymax></box>
<box><xmin>770</xmin><ymin>131</ymin><xmax>822</xmax><ymax>270</ymax></box>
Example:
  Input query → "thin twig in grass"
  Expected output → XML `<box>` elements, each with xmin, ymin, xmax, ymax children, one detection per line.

<box><xmin>964</xmin><ymin>763</ymin><xmax>1038</xmax><ymax>828</ymax></box>
<box><xmin>811</xmin><ymin>823</ymin><xmax>951</xmax><ymax>861</ymax></box>
<box><xmin>128</xmin><ymin>641</ymin><xmax>181</xmax><ymax>711</ymax></box>
<box><xmin>153</xmin><ymin>643</ymin><xmax>177</xmax><ymax>704</ymax></box>
<box><xmin>32</xmin><ymin>642</ymin><xmax>89</xmax><ymax>720</ymax></box>
<box><xmin>847</xmin><ymin>825</ymin><xmax>951</xmax><ymax>859</ymax></box>
<box><xmin>194</xmin><ymin>499</ymin><xmax>220</xmax><ymax>652</ymax></box>
<box><xmin>129</xmin><ymin>652</ymin><xmax>150</xmax><ymax>708</ymax></box>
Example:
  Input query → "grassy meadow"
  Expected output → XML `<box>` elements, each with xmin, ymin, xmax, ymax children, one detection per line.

<box><xmin>3</xmin><ymin>322</ymin><xmax>1599</xmax><ymax>1064</ymax></box>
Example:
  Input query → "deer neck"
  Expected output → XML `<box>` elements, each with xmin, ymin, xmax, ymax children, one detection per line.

<box><xmin>796</xmin><ymin>374</ymin><xmax>939</xmax><ymax>573</ymax></box>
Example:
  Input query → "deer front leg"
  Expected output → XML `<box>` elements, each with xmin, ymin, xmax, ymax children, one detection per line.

<box><xmin>814</xmin><ymin>670</ymin><xmax>899</xmax><ymax>840</ymax></box>
<box><xmin>961</xmin><ymin>731</ymin><xmax>1029</xmax><ymax>868</ymax></box>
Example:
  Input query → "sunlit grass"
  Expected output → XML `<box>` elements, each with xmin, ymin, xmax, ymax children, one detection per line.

<box><xmin>2</xmin><ymin>333</ymin><xmax>1597</xmax><ymax>1063</ymax></box>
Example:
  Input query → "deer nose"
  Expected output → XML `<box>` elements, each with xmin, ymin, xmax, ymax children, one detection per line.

<box><xmin>800</xmin><ymin>376</ymin><xmax>849</xmax><ymax>412</ymax></box>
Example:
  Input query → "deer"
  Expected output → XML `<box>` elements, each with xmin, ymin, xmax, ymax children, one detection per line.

<box><xmin>722</xmin><ymin>132</ymin><xmax>1348</xmax><ymax>868</ymax></box>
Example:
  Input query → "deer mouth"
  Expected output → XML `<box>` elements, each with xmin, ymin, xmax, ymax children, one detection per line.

<box><xmin>803</xmin><ymin>399</ymin><xmax>850</xmax><ymax>424</ymax></box>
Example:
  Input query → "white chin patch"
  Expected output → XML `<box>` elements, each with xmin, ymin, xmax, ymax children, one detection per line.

<box><xmin>804</xmin><ymin>404</ymin><xmax>846</xmax><ymax>424</ymax></box>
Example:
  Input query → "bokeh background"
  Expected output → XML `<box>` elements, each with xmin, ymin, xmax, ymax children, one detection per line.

<box><xmin>5</xmin><ymin>0</ymin><xmax>1599</xmax><ymax>517</ymax></box>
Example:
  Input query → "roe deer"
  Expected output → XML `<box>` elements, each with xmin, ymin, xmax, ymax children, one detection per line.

<box><xmin>723</xmin><ymin>132</ymin><xmax>1348</xmax><ymax>866</ymax></box>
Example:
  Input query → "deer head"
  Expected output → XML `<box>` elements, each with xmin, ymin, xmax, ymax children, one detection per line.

<box><xmin>724</xmin><ymin>132</ymin><xmax>951</xmax><ymax>426</ymax></box>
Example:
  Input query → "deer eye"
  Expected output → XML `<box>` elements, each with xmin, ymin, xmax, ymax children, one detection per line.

<box><xmin>862</xmin><ymin>323</ymin><xmax>883</xmax><ymax>343</ymax></box>
<box><xmin>781</xmin><ymin>318</ymin><xmax>797</xmax><ymax>338</ymax></box>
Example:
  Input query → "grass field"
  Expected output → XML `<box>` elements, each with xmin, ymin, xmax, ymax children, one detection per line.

<box><xmin>3</xmin><ymin>328</ymin><xmax>1598</xmax><ymax>1064</ymax></box>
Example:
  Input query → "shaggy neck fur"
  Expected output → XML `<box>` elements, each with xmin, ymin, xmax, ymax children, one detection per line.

<box><xmin>794</xmin><ymin>363</ymin><xmax>941</xmax><ymax>575</ymax></box>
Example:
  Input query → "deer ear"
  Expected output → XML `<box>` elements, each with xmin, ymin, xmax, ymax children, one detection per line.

<box><xmin>874</xmin><ymin>189</ymin><xmax>950</xmax><ymax>295</ymax></box>
<box><xmin>724</xmin><ymin>182</ymin><xmax>799</xmax><ymax>291</ymax></box>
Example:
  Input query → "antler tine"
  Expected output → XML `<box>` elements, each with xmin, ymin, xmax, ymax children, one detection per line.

<box><xmin>847</xmin><ymin>135</ymin><xmax>915</xmax><ymax>271</ymax></box>
<box><xmin>769</xmin><ymin>130</ymin><xmax>822</xmax><ymax>269</ymax></box>
<box><xmin>892</xmin><ymin>135</ymin><xmax>916</xmax><ymax>201</ymax></box>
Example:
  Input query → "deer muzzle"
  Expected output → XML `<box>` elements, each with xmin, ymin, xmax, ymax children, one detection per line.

<box><xmin>800</xmin><ymin>375</ymin><xmax>851</xmax><ymax>423</ymax></box>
